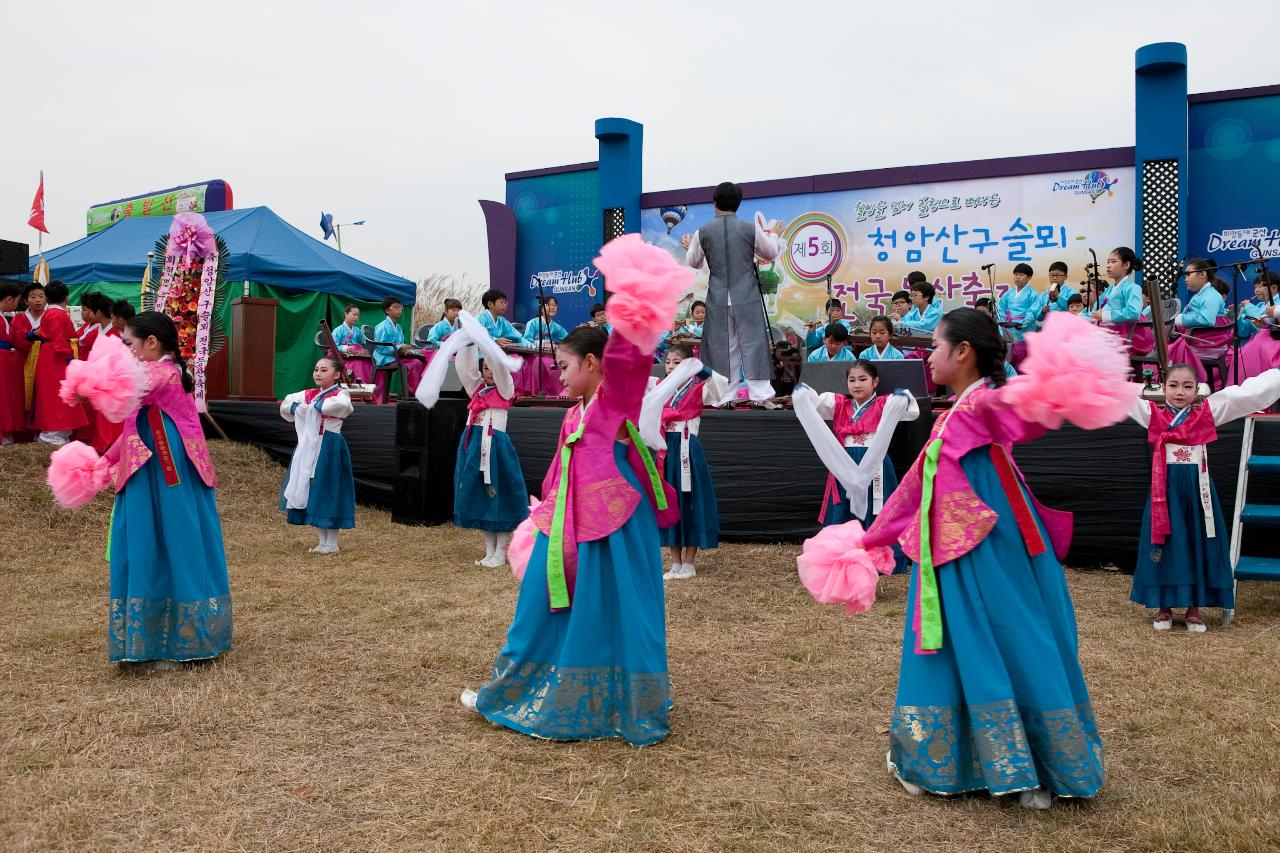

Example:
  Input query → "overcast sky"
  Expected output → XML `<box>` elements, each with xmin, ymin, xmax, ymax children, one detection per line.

<box><xmin>4</xmin><ymin>1</ymin><xmax>1276</xmax><ymax>283</ymax></box>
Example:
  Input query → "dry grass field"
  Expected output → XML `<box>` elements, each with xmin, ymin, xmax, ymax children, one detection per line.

<box><xmin>3</xmin><ymin>440</ymin><xmax>1280</xmax><ymax>852</ymax></box>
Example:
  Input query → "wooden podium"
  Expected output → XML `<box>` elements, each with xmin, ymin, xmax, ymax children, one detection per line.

<box><xmin>228</xmin><ymin>296</ymin><xmax>277</xmax><ymax>401</ymax></box>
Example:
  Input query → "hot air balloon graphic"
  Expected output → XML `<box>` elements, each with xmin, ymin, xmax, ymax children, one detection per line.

<box><xmin>660</xmin><ymin>206</ymin><xmax>687</xmax><ymax>234</ymax></box>
<box><xmin>1086</xmin><ymin>171</ymin><xmax>1119</xmax><ymax>203</ymax></box>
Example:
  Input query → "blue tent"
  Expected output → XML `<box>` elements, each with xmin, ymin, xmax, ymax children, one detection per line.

<box><xmin>31</xmin><ymin>206</ymin><xmax>414</xmax><ymax>304</ymax></box>
<box><xmin>28</xmin><ymin>207</ymin><xmax>417</xmax><ymax>398</ymax></box>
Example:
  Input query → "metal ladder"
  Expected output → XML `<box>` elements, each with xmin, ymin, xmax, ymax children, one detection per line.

<box><xmin>1226</xmin><ymin>414</ymin><xmax>1280</xmax><ymax>626</ymax></box>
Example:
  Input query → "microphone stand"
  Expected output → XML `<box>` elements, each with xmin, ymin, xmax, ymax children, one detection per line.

<box><xmin>984</xmin><ymin>264</ymin><xmax>998</xmax><ymax>312</ymax></box>
<box><xmin>1230</xmin><ymin>261</ymin><xmax>1245</xmax><ymax>383</ymax></box>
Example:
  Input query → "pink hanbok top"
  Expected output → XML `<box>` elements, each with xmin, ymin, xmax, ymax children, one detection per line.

<box><xmin>105</xmin><ymin>359</ymin><xmax>217</xmax><ymax>492</ymax></box>
<box><xmin>863</xmin><ymin>381</ymin><xmax>1072</xmax><ymax>567</ymax></box>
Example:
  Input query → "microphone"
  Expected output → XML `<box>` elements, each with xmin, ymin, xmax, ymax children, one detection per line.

<box><xmin>981</xmin><ymin>263</ymin><xmax>995</xmax><ymax>270</ymax></box>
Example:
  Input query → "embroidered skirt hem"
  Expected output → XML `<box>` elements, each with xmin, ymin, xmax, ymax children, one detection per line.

<box><xmin>475</xmin><ymin>442</ymin><xmax>669</xmax><ymax>747</ymax></box>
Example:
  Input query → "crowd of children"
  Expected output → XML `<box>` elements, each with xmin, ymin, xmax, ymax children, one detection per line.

<box><xmin>19</xmin><ymin>236</ymin><xmax>1280</xmax><ymax>815</ymax></box>
<box><xmin>1</xmin><ymin>280</ymin><xmax>136</xmax><ymax>447</ymax></box>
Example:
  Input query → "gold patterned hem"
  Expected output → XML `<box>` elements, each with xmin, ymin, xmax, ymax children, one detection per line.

<box><xmin>890</xmin><ymin>699</ymin><xmax>1104</xmax><ymax>798</ymax></box>
<box><xmin>108</xmin><ymin>594</ymin><xmax>233</xmax><ymax>663</ymax></box>
<box><xmin>477</xmin><ymin>655</ymin><xmax>671</xmax><ymax>747</ymax></box>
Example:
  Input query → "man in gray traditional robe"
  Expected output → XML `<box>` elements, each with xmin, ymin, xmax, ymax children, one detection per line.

<box><xmin>682</xmin><ymin>182</ymin><xmax>783</xmax><ymax>406</ymax></box>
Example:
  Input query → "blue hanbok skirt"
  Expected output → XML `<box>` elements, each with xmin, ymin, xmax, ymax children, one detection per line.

<box><xmin>890</xmin><ymin>448</ymin><xmax>1104</xmax><ymax>798</ymax></box>
<box><xmin>1131</xmin><ymin>464</ymin><xmax>1234</xmax><ymax>609</ymax></box>
<box><xmin>659</xmin><ymin>430</ymin><xmax>719</xmax><ymax>549</ymax></box>
<box><xmin>108</xmin><ymin>406</ymin><xmax>232</xmax><ymax>663</ymax></box>
<box><xmin>476</xmin><ymin>442</ymin><xmax>670</xmax><ymax>746</ymax></box>
<box><xmin>822</xmin><ymin>445</ymin><xmax>909</xmax><ymax>574</ymax></box>
<box><xmin>454</xmin><ymin>425</ymin><xmax>529</xmax><ymax>532</ymax></box>
<box><xmin>279</xmin><ymin>431</ymin><xmax>356</xmax><ymax>529</ymax></box>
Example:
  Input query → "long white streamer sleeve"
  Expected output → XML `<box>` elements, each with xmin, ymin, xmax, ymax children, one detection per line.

<box><xmin>283</xmin><ymin>393</ymin><xmax>324</xmax><ymax>510</ymax></box>
<box><xmin>456</xmin><ymin>310</ymin><xmax>523</xmax><ymax>383</ymax></box>
<box><xmin>792</xmin><ymin>388</ymin><xmax>915</xmax><ymax>520</ymax></box>
<box><xmin>414</xmin><ymin>328</ymin><xmax>471</xmax><ymax>409</ymax></box>
<box><xmin>640</xmin><ymin>358</ymin><xmax>705</xmax><ymax>450</ymax></box>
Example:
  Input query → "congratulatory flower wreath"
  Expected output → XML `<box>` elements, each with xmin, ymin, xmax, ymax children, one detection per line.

<box><xmin>142</xmin><ymin>212</ymin><xmax>230</xmax><ymax>411</ymax></box>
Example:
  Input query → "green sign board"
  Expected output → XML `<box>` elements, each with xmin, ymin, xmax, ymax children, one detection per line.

<box><xmin>86</xmin><ymin>185</ymin><xmax>210</xmax><ymax>233</ymax></box>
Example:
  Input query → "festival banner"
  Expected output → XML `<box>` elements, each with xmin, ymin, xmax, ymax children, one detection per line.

<box><xmin>86</xmin><ymin>180</ymin><xmax>233</xmax><ymax>234</ymax></box>
<box><xmin>641</xmin><ymin>166</ymin><xmax>1134</xmax><ymax>328</ymax></box>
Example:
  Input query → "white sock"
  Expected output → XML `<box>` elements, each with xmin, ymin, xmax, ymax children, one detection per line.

<box><xmin>483</xmin><ymin>531</ymin><xmax>498</xmax><ymax>559</ymax></box>
<box><xmin>316</xmin><ymin>529</ymin><xmax>327</xmax><ymax>549</ymax></box>
<box><xmin>325</xmin><ymin>529</ymin><xmax>339</xmax><ymax>549</ymax></box>
<box><xmin>494</xmin><ymin>532</ymin><xmax>511</xmax><ymax>561</ymax></box>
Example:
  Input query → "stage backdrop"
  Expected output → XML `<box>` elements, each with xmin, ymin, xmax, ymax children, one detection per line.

<box><xmin>506</xmin><ymin>166</ymin><xmax>603</xmax><ymax>330</ymax></box>
<box><xmin>640</xmin><ymin>166</ymin><xmax>1134</xmax><ymax>329</ymax></box>
<box><xmin>1188</xmin><ymin>92</ymin><xmax>1280</xmax><ymax>291</ymax></box>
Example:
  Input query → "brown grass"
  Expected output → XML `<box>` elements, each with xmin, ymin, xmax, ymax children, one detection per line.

<box><xmin>3</xmin><ymin>440</ymin><xmax>1280</xmax><ymax>852</ymax></box>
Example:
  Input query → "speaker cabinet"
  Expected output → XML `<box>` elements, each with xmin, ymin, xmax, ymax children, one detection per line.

<box><xmin>391</xmin><ymin>397</ymin><xmax>469</xmax><ymax>525</ymax></box>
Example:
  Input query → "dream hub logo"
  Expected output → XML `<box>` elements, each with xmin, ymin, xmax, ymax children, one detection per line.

<box><xmin>1206</xmin><ymin>227</ymin><xmax>1280</xmax><ymax>258</ymax></box>
<box><xmin>528</xmin><ymin>266</ymin><xmax>600</xmax><ymax>298</ymax></box>
<box><xmin>1053</xmin><ymin>171</ymin><xmax>1120</xmax><ymax>203</ymax></box>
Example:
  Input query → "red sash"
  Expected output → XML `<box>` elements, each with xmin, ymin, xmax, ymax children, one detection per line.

<box><xmin>147</xmin><ymin>407</ymin><xmax>181</xmax><ymax>487</ymax></box>
<box><xmin>989</xmin><ymin>445</ymin><xmax>1047</xmax><ymax>556</ymax></box>
<box><xmin>1147</xmin><ymin>403</ymin><xmax>1217</xmax><ymax>543</ymax></box>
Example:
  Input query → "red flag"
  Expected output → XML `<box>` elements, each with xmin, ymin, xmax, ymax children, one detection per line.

<box><xmin>28</xmin><ymin>173</ymin><xmax>48</xmax><ymax>233</ymax></box>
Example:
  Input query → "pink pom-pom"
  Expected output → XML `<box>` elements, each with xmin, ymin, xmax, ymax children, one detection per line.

<box><xmin>1000</xmin><ymin>311</ymin><xmax>1132</xmax><ymax>430</ymax></box>
<box><xmin>593</xmin><ymin>234</ymin><xmax>694</xmax><ymax>350</ymax></box>
<box><xmin>508</xmin><ymin>498</ymin><xmax>542</xmax><ymax>581</ymax></box>
<box><xmin>796</xmin><ymin>520</ymin><xmax>894</xmax><ymax>616</ymax></box>
<box><xmin>47</xmin><ymin>441</ymin><xmax>111</xmax><ymax>509</ymax></box>
<box><xmin>59</xmin><ymin>335</ymin><xmax>147</xmax><ymax>423</ymax></box>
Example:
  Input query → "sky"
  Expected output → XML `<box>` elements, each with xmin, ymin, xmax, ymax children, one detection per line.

<box><xmin>3</xmin><ymin>0</ymin><xmax>1276</xmax><ymax>284</ymax></box>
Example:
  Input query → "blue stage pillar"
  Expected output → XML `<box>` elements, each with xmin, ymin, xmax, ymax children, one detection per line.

<box><xmin>595</xmin><ymin>118</ymin><xmax>643</xmax><ymax>245</ymax></box>
<box><xmin>1134</xmin><ymin>42</ymin><xmax>1189</xmax><ymax>300</ymax></box>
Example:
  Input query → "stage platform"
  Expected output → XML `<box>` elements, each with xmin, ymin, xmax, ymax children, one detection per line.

<box><xmin>208</xmin><ymin>398</ymin><xmax>1280</xmax><ymax>568</ymax></box>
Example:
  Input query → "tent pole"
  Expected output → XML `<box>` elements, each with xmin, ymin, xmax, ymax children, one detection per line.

<box><xmin>202</xmin><ymin>410</ymin><xmax>230</xmax><ymax>441</ymax></box>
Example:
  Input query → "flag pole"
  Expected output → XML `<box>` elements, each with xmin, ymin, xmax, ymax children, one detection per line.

<box><xmin>33</xmin><ymin>170</ymin><xmax>48</xmax><ymax>285</ymax></box>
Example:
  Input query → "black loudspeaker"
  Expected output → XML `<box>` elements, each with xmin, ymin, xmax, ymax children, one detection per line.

<box><xmin>391</xmin><ymin>397</ymin><xmax>469</xmax><ymax>525</ymax></box>
<box><xmin>0</xmin><ymin>239</ymin><xmax>30</xmax><ymax>275</ymax></box>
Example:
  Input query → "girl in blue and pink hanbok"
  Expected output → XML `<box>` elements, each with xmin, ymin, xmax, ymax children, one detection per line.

<box><xmin>452</xmin><ymin>235</ymin><xmax>688</xmax><ymax>746</ymax></box>
<box><xmin>49</xmin><ymin>311</ymin><xmax>232</xmax><ymax>669</ymax></box>
<box><xmin>279</xmin><ymin>356</ymin><xmax>356</xmax><ymax>554</ymax></box>
<box><xmin>416</xmin><ymin>310</ymin><xmax>530</xmax><ymax>568</ymax></box>
<box><xmin>640</xmin><ymin>342</ymin><xmax>725</xmax><ymax>580</ymax></box>
<box><xmin>795</xmin><ymin>358</ymin><xmax>918</xmax><ymax>574</ymax></box>
<box><xmin>798</xmin><ymin>309</ymin><xmax>1131</xmax><ymax>809</ymax></box>
<box><xmin>1127</xmin><ymin>364</ymin><xmax>1280</xmax><ymax>631</ymax></box>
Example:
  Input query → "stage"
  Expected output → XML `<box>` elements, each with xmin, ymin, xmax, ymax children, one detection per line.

<box><xmin>208</xmin><ymin>398</ymin><xmax>1280</xmax><ymax>568</ymax></box>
